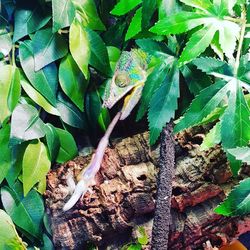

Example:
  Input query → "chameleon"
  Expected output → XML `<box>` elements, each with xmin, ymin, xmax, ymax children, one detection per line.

<box><xmin>63</xmin><ymin>49</ymin><xmax>150</xmax><ymax>211</ymax></box>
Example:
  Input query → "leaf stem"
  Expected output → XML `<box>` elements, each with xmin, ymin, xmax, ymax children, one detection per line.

<box><xmin>224</xmin><ymin>16</ymin><xmax>244</xmax><ymax>23</ymax></box>
<box><xmin>234</xmin><ymin>6</ymin><xmax>246</xmax><ymax>76</ymax></box>
<box><xmin>11</xmin><ymin>45</ymin><xmax>16</xmax><ymax>67</ymax></box>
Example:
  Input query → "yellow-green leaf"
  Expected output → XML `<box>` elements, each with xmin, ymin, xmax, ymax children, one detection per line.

<box><xmin>0</xmin><ymin>65</ymin><xmax>21</xmax><ymax>123</ymax></box>
<box><xmin>69</xmin><ymin>16</ymin><xmax>90</xmax><ymax>78</ymax></box>
<box><xmin>22</xmin><ymin>140</ymin><xmax>51</xmax><ymax>195</ymax></box>
<box><xmin>0</xmin><ymin>209</ymin><xmax>27</xmax><ymax>249</ymax></box>
<box><xmin>72</xmin><ymin>0</ymin><xmax>105</xmax><ymax>30</ymax></box>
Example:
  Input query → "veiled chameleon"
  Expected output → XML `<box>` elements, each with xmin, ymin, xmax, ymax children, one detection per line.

<box><xmin>63</xmin><ymin>49</ymin><xmax>150</xmax><ymax>211</ymax></box>
<box><xmin>103</xmin><ymin>49</ymin><xmax>149</xmax><ymax>119</ymax></box>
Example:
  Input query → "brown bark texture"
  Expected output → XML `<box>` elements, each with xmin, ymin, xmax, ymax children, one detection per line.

<box><xmin>45</xmin><ymin>127</ymin><xmax>250</xmax><ymax>250</ymax></box>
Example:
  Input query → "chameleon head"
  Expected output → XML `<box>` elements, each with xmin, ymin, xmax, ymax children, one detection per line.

<box><xmin>103</xmin><ymin>71</ymin><xmax>137</xmax><ymax>109</ymax></box>
<box><xmin>103</xmin><ymin>50</ymin><xmax>148</xmax><ymax>111</ymax></box>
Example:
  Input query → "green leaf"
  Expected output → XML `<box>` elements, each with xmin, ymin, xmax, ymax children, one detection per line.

<box><xmin>180</xmin><ymin>64</ymin><xmax>212</xmax><ymax>95</ymax></box>
<box><xmin>20</xmin><ymin>73</ymin><xmax>60</xmax><ymax>116</ymax></box>
<box><xmin>193</xmin><ymin>57</ymin><xmax>233</xmax><ymax>77</ymax></box>
<box><xmin>110</xmin><ymin>0</ymin><xmax>142</xmax><ymax>16</ymax></box>
<box><xmin>137</xmin><ymin>62</ymin><xmax>170</xmax><ymax>121</ymax></box>
<box><xmin>179</xmin><ymin>25</ymin><xmax>217</xmax><ymax>65</ymax></box>
<box><xmin>72</xmin><ymin>0</ymin><xmax>105</xmax><ymax>30</ymax></box>
<box><xmin>200</xmin><ymin>122</ymin><xmax>221</xmax><ymax>151</ymax></box>
<box><xmin>59</xmin><ymin>54</ymin><xmax>87</xmax><ymax>111</ymax></box>
<box><xmin>69</xmin><ymin>16</ymin><xmax>90</xmax><ymax>79</ymax></box>
<box><xmin>214</xmin><ymin>178</ymin><xmax>250</xmax><ymax>216</ymax></box>
<box><xmin>22</xmin><ymin>140</ymin><xmax>51</xmax><ymax>195</ymax></box>
<box><xmin>125</xmin><ymin>7</ymin><xmax>142</xmax><ymax>41</ymax></box>
<box><xmin>150</xmin><ymin>12</ymin><xmax>207</xmax><ymax>35</ymax></box>
<box><xmin>6</xmin><ymin>144</ymin><xmax>28</xmax><ymax>187</ymax></box>
<box><xmin>137</xmin><ymin>226</ymin><xmax>148</xmax><ymax>245</ymax></box>
<box><xmin>56</xmin><ymin>128</ymin><xmax>78</xmax><ymax>163</ymax></box>
<box><xmin>32</xmin><ymin>27</ymin><xmax>68</xmax><ymax>70</ymax></box>
<box><xmin>44</xmin><ymin>123</ymin><xmax>60</xmax><ymax>162</ymax></box>
<box><xmin>218</xmin><ymin>20</ymin><xmax>240</xmax><ymax>59</ymax></box>
<box><xmin>57</xmin><ymin>92</ymin><xmax>87</xmax><ymax>129</ymax></box>
<box><xmin>10</xmin><ymin>103</ymin><xmax>46</xmax><ymax>145</ymax></box>
<box><xmin>1</xmin><ymin>181</ymin><xmax>44</xmax><ymax>239</ymax></box>
<box><xmin>0</xmin><ymin>124</ymin><xmax>11</xmax><ymax>184</ymax></box>
<box><xmin>141</xmin><ymin>0</ymin><xmax>157</xmax><ymax>28</ymax></box>
<box><xmin>180</xmin><ymin>0</ymin><xmax>214</xmax><ymax>12</ymax></box>
<box><xmin>86</xmin><ymin>28</ymin><xmax>112</xmax><ymax>76</ymax></box>
<box><xmin>220</xmin><ymin>80</ymin><xmax>250</xmax><ymax>175</ymax></box>
<box><xmin>158</xmin><ymin>0</ymin><xmax>181</xmax><ymax>19</ymax></box>
<box><xmin>228</xmin><ymin>147</ymin><xmax>250</xmax><ymax>165</ymax></box>
<box><xmin>237</xmin><ymin>54</ymin><xmax>250</xmax><ymax>84</ymax></box>
<box><xmin>0</xmin><ymin>16</ymin><xmax>12</xmax><ymax>56</ymax></box>
<box><xmin>149</xmin><ymin>64</ymin><xmax>180</xmax><ymax>145</ymax></box>
<box><xmin>107</xmin><ymin>46</ymin><xmax>121</xmax><ymax>71</ymax></box>
<box><xmin>127</xmin><ymin>243</ymin><xmax>142</xmax><ymax>250</ymax></box>
<box><xmin>213</xmin><ymin>0</ymin><xmax>237</xmax><ymax>16</ymax></box>
<box><xmin>174</xmin><ymin>80</ymin><xmax>230</xmax><ymax>133</ymax></box>
<box><xmin>136</xmin><ymin>38</ymin><xmax>173</xmax><ymax>57</ymax></box>
<box><xmin>13</xmin><ymin>2</ymin><xmax>50</xmax><ymax>42</ymax></box>
<box><xmin>19</xmin><ymin>40</ymin><xmax>58</xmax><ymax>106</ymax></box>
<box><xmin>0</xmin><ymin>65</ymin><xmax>21</xmax><ymax>123</ymax></box>
<box><xmin>0</xmin><ymin>32</ymin><xmax>12</xmax><ymax>56</ymax></box>
<box><xmin>0</xmin><ymin>209</ymin><xmax>27</xmax><ymax>249</ymax></box>
<box><xmin>86</xmin><ymin>83</ymin><xmax>110</xmax><ymax>131</ymax></box>
<box><xmin>52</xmin><ymin>0</ymin><xmax>75</xmax><ymax>32</ymax></box>
<box><xmin>41</xmin><ymin>234</ymin><xmax>54</xmax><ymax>250</ymax></box>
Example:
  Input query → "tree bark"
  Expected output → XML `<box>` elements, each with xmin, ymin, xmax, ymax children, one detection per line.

<box><xmin>151</xmin><ymin>123</ymin><xmax>175</xmax><ymax>250</ymax></box>
<box><xmin>45</xmin><ymin>127</ymin><xmax>250</xmax><ymax>250</ymax></box>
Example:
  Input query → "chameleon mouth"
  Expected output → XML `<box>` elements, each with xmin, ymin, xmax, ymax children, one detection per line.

<box><xmin>102</xmin><ymin>85</ymin><xmax>134</xmax><ymax>109</ymax></box>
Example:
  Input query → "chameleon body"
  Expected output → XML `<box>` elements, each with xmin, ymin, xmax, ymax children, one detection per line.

<box><xmin>63</xmin><ymin>49</ymin><xmax>149</xmax><ymax>211</ymax></box>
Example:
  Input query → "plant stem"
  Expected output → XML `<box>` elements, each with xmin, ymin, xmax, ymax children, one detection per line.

<box><xmin>224</xmin><ymin>16</ymin><xmax>244</xmax><ymax>23</ymax></box>
<box><xmin>234</xmin><ymin>6</ymin><xmax>246</xmax><ymax>76</ymax></box>
<box><xmin>11</xmin><ymin>45</ymin><xmax>16</xmax><ymax>67</ymax></box>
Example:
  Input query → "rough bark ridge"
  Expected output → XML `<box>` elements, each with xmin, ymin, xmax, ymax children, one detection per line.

<box><xmin>45</xmin><ymin>127</ymin><xmax>250</xmax><ymax>249</ymax></box>
<box><xmin>151</xmin><ymin>123</ymin><xmax>175</xmax><ymax>250</ymax></box>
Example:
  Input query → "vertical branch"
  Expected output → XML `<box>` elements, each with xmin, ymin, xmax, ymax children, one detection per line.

<box><xmin>151</xmin><ymin>122</ymin><xmax>175</xmax><ymax>250</ymax></box>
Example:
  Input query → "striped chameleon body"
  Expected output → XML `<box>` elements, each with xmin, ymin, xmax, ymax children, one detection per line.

<box><xmin>63</xmin><ymin>49</ymin><xmax>150</xmax><ymax>211</ymax></box>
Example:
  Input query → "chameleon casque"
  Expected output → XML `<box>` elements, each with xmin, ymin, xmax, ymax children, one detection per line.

<box><xmin>63</xmin><ymin>49</ymin><xmax>150</xmax><ymax>211</ymax></box>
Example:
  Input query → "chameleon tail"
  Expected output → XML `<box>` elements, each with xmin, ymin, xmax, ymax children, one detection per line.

<box><xmin>63</xmin><ymin>179</ymin><xmax>88</xmax><ymax>211</ymax></box>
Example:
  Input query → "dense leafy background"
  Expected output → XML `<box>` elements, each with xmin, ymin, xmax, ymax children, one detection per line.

<box><xmin>0</xmin><ymin>0</ymin><xmax>250</xmax><ymax>248</ymax></box>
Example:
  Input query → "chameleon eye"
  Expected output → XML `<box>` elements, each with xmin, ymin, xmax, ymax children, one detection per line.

<box><xmin>114</xmin><ymin>73</ymin><xmax>129</xmax><ymax>88</ymax></box>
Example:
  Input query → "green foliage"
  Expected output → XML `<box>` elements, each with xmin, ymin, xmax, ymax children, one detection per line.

<box><xmin>121</xmin><ymin>226</ymin><xmax>148</xmax><ymax>250</ymax></box>
<box><xmin>150</xmin><ymin>0</ymin><xmax>240</xmax><ymax>63</ymax></box>
<box><xmin>52</xmin><ymin>0</ymin><xmax>75</xmax><ymax>32</ymax></box>
<box><xmin>228</xmin><ymin>147</ymin><xmax>250</xmax><ymax>164</ymax></box>
<box><xmin>55</xmin><ymin>128</ymin><xmax>78</xmax><ymax>163</ymax></box>
<box><xmin>0</xmin><ymin>209</ymin><xmax>27</xmax><ymax>249</ymax></box>
<box><xmin>69</xmin><ymin>16</ymin><xmax>90</xmax><ymax>78</ymax></box>
<box><xmin>148</xmin><ymin>63</ymin><xmax>179</xmax><ymax>144</ymax></box>
<box><xmin>0</xmin><ymin>65</ymin><xmax>21</xmax><ymax>123</ymax></box>
<box><xmin>59</xmin><ymin>54</ymin><xmax>87</xmax><ymax>111</ymax></box>
<box><xmin>1</xmin><ymin>181</ymin><xmax>44</xmax><ymax>239</ymax></box>
<box><xmin>215</xmin><ymin>177</ymin><xmax>250</xmax><ymax>216</ymax></box>
<box><xmin>22</xmin><ymin>140</ymin><xmax>51</xmax><ymax>195</ymax></box>
<box><xmin>32</xmin><ymin>27</ymin><xmax>68</xmax><ymax>71</ymax></box>
<box><xmin>1</xmin><ymin>0</ymin><xmax>250</xmax><ymax>247</ymax></box>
